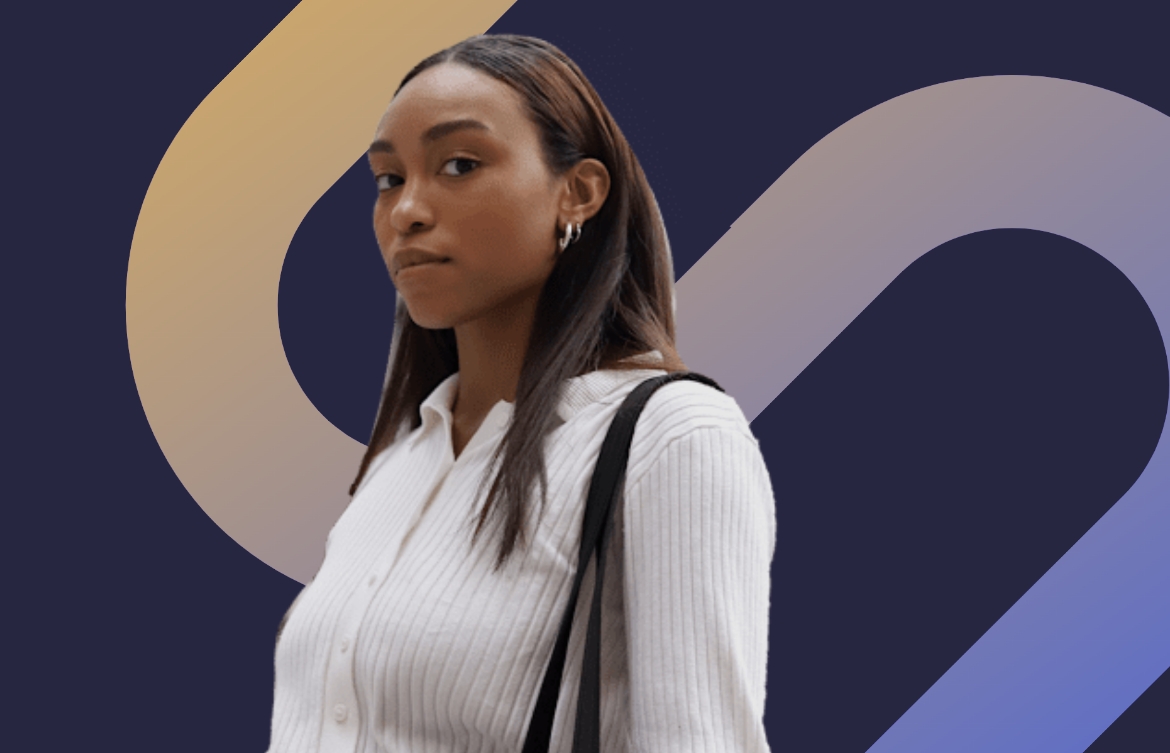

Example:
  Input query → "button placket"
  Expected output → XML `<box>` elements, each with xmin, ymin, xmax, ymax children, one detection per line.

<box><xmin>318</xmin><ymin>441</ymin><xmax>454</xmax><ymax>751</ymax></box>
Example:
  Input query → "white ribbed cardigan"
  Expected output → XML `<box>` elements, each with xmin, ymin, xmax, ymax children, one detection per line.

<box><xmin>267</xmin><ymin>366</ymin><xmax>776</xmax><ymax>753</ymax></box>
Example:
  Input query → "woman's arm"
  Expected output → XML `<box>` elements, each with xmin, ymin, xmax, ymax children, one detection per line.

<box><xmin>622</xmin><ymin>424</ymin><xmax>777</xmax><ymax>752</ymax></box>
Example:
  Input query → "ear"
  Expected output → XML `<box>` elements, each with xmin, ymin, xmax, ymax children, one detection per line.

<box><xmin>558</xmin><ymin>158</ymin><xmax>611</xmax><ymax>226</ymax></box>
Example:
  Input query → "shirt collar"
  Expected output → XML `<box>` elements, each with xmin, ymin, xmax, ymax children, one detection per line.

<box><xmin>403</xmin><ymin>350</ymin><xmax>667</xmax><ymax>450</ymax></box>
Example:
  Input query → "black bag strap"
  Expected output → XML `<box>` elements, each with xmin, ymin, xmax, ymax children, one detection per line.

<box><xmin>521</xmin><ymin>370</ymin><xmax>725</xmax><ymax>753</ymax></box>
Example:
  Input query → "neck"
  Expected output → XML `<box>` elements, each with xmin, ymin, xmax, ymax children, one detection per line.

<box><xmin>450</xmin><ymin>292</ymin><xmax>539</xmax><ymax>423</ymax></box>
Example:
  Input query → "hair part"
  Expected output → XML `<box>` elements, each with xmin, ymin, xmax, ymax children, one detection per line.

<box><xmin>349</xmin><ymin>34</ymin><xmax>687</xmax><ymax>570</ymax></box>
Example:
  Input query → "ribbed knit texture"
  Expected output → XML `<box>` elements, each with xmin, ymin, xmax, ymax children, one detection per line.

<box><xmin>267</xmin><ymin>366</ymin><xmax>776</xmax><ymax>753</ymax></box>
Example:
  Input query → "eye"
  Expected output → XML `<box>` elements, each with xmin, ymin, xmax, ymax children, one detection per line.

<box><xmin>440</xmin><ymin>157</ymin><xmax>479</xmax><ymax>177</ymax></box>
<box><xmin>375</xmin><ymin>173</ymin><xmax>403</xmax><ymax>192</ymax></box>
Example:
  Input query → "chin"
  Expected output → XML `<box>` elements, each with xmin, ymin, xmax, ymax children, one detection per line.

<box><xmin>405</xmin><ymin>311</ymin><xmax>452</xmax><ymax>330</ymax></box>
<box><xmin>402</xmin><ymin>302</ymin><xmax>460</xmax><ymax>330</ymax></box>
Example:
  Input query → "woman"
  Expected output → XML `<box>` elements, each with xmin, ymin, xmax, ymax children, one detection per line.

<box><xmin>268</xmin><ymin>34</ymin><xmax>776</xmax><ymax>753</ymax></box>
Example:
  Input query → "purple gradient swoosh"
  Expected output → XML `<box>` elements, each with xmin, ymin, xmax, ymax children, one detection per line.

<box><xmin>676</xmin><ymin>75</ymin><xmax>1170</xmax><ymax>753</ymax></box>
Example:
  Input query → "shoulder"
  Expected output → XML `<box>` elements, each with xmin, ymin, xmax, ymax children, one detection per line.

<box><xmin>637</xmin><ymin>374</ymin><xmax>755</xmax><ymax>444</ymax></box>
<box><xmin>621</xmin><ymin>374</ymin><xmax>762</xmax><ymax>486</ymax></box>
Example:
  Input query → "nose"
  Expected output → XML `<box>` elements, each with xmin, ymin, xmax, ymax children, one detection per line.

<box><xmin>386</xmin><ymin>177</ymin><xmax>435</xmax><ymax>236</ymax></box>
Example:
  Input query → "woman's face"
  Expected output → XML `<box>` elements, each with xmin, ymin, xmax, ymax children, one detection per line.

<box><xmin>368</xmin><ymin>62</ymin><xmax>565</xmax><ymax>330</ymax></box>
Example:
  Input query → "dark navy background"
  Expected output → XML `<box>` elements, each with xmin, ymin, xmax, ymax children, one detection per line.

<box><xmin>9</xmin><ymin>1</ymin><xmax>1168</xmax><ymax>750</ymax></box>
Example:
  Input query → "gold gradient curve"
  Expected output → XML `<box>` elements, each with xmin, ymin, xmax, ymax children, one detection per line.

<box><xmin>126</xmin><ymin>0</ymin><xmax>516</xmax><ymax>583</ymax></box>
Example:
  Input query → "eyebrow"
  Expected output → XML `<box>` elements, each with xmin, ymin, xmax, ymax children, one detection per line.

<box><xmin>367</xmin><ymin>118</ymin><xmax>491</xmax><ymax>155</ymax></box>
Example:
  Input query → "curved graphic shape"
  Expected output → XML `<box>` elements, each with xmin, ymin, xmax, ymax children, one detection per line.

<box><xmin>674</xmin><ymin>76</ymin><xmax>1170</xmax><ymax>753</ymax></box>
<box><xmin>125</xmin><ymin>0</ymin><xmax>516</xmax><ymax>584</ymax></box>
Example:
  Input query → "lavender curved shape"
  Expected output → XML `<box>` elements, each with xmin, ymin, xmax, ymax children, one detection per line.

<box><xmin>675</xmin><ymin>75</ymin><xmax>1170</xmax><ymax>752</ymax></box>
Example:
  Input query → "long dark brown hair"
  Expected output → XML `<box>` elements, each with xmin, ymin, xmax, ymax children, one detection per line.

<box><xmin>348</xmin><ymin>34</ymin><xmax>687</xmax><ymax>570</ymax></box>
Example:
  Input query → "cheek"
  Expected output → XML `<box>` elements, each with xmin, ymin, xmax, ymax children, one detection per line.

<box><xmin>458</xmin><ymin>185</ymin><xmax>556</xmax><ymax>262</ymax></box>
<box><xmin>372</xmin><ymin>201</ymin><xmax>393</xmax><ymax>256</ymax></box>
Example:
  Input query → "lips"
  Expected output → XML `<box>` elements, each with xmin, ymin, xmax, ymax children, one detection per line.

<box><xmin>393</xmin><ymin>248</ymin><xmax>451</xmax><ymax>276</ymax></box>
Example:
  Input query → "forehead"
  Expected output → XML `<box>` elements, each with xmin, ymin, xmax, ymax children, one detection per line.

<box><xmin>375</xmin><ymin>62</ymin><xmax>531</xmax><ymax>140</ymax></box>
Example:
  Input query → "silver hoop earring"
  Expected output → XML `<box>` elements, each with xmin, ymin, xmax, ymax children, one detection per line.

<box><xmin>558</xmin><ymin>222</ymin><xmax>581</xmax><ymax>253</ymax></box>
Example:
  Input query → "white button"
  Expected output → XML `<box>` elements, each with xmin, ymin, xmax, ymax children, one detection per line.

<box><xmin>333</xmin><ymin>703</ymin><xmax>348</xmax><ymax>723</ymax></box>
<box><xmin>340</xmin><ymin>637</ymin><xmax>350</xmax><ymax>652</ymax></box>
